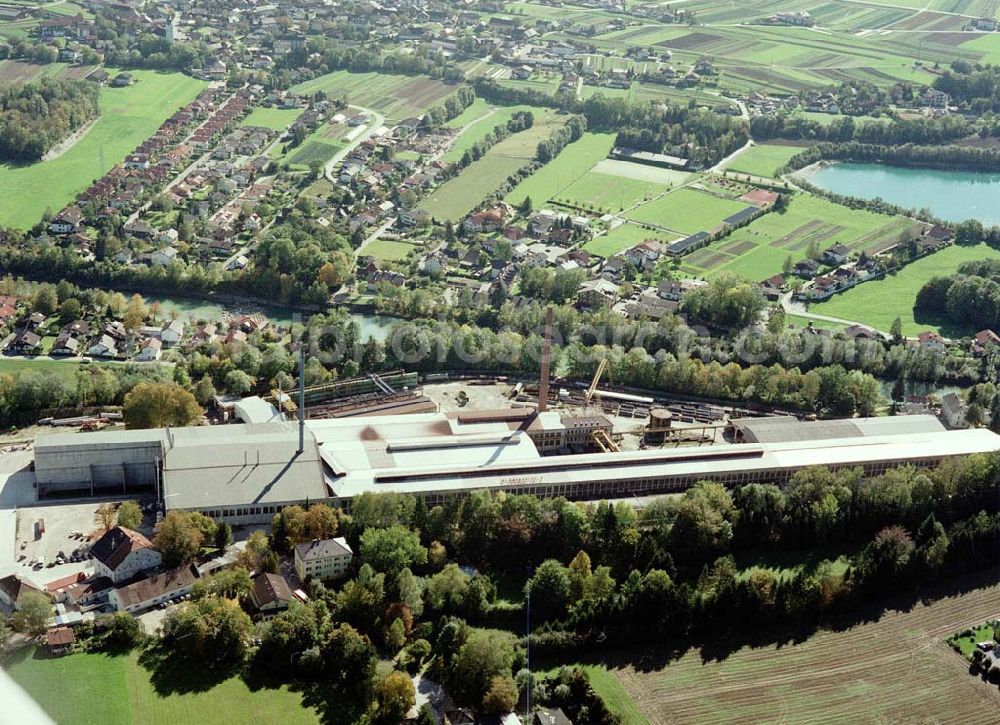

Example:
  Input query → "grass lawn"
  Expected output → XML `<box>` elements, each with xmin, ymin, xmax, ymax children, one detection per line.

<box><xmin>425</xmin><ymin>111</ymin><xmax>564</xmax><ymax>220</ymax></box>
<box><xmin>2</xmin><ymin>648</ymin><xmax>319</xmax><ymax>725</ymax></box>
<box><xmin>240</xmin><ymin>107</ymin><xmax>301</xmax><ymax>131</ymax></box>
<box><xmin>441</xmin><ymin>104</ymin><xmax>546</xmax><ymax>163</ymax></box>
<box><xmin>813</xmin><ymin>243</ymin><xmax>1000</xmax><ymax>336</ymax></box>
<box><xmin>0</xmin><ymin>69</ymin><xmax>206</xmax><ymax>229</ymax></box>
<box><xmin>505</xmin><ymin>131</ymin><xmax>616</xmax><ymax>207</ymax></box>
<box><xmin>625</xmin><ymin>188</ymin><xmax>747</xmax><ymax>235</ymax></box>
<box><xmin>364</xmin><ymin>238</ymin><xmax>421</xmax><ymax>262</ymax></box>
<box><xmin>538</xmin><ymin>663</ymin><xmax>649</xmax><ymax>725</ymax></box>
<box><xmin>947</xmin><ymin>623</ymin><xmax>996</xmax><ymax>658</ymax></box>
<box><xmin>555</xmin><ymin>172</ymin><xmax>666</xmax><ymax>214</ymax></box>
<box><xmin>727</xmin><ymin>143</ymin><xmax>806</xmax><ymax>177</ymax></box>
<box><xmin>583</xmin><ymin>221</ymin><xmax>676</xmax><ymax>258</ymax></box>
<box><xmin>0</xmin><ymin>358</ymin><xmax>110</xmax><ymax>380</ymax></box>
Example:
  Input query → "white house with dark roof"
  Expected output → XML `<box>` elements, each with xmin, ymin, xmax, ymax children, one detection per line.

<box><xmin>250</xmin><ymin>572</ymin><xmax>293</xmax><ymax>618</ymax></box>
<box><xmin>109</xmin><ymin>564</ymin><xmax>199</xmax><ymax>613</ymax></box>
<box><xmin>294</xmin><ymin>537</ymin><xmax>353</xmax><ymax>582</ymax></box>
<box><xmin>91</xmin><ymin>526</ymin><xmax>162</xmax><ymax>584</ymax></box>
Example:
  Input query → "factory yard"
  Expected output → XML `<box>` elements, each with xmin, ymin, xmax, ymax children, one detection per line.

<box><xmin>611</xmin><ymin>571</ymin><xmax>1000</xmax><ymax>724</ymax></box>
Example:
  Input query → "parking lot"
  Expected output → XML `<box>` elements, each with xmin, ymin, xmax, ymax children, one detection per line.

<box><xmin>14</xmin><ymin>498</ymin><xmax>157</xmax><ymax>589</ymax></box>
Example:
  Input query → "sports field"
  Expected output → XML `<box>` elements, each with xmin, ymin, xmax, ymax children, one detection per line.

<box><xmin>609</xmin><ymin>572</ymin><xmax>1000</xmax><ymax>724</ymax></box>
<box><xmin>2</xmin><ymin>649</ymin><xmax>319</xmax><ymax>725</ymax></box>
<box><xmin>813</xmin><ymin>243</ymin><xmax>1000</xmax><ymax>336</ymax></box>
<box><xmin>288</xmin><ymin>70</ymin><xmax>455</xmax><ymax>120</ymax></box>
<box><xmin>239</xmin><ymin>107</ymin><xmax>301</xmax><ymax>131</ymax></box>
<box><xmin>727</xmin><ymin>143</ymin><xmax>807</xmax><ymax>178</ymax></box>
<box><xmin>689</xmin><ymin>193</ymin><xmax>914</xmax><ymax>280</ymax></box>
<box><xmin>0</xmin><ymin>69</ymin><xmax>206</xmax><ymax>229</ymax></box>
<box><xmin>424</xmin><ymin>110</ymin><xmax>565</xmax><ymax>220</ymax></box>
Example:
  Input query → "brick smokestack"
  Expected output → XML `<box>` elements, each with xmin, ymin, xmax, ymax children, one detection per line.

<box><xmin>538</xmin><ymin>305</ymin><xmax>553</xmax><ymax>414</ymax></box>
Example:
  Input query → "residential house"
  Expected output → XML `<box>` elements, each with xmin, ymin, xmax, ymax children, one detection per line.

<box><xmin>160</xmin><ymin>319</ymin><xmax>185</xmax><ymax>346</ymax></box>
<box><xmin>821</xmin><ymin>244</ymin><xmax>851</xmax><ymax>266</ymax></box>
<box><xmin>149</xmin><ymin>247</ymin><xmax>179</xmax><ymax>267</ymax></box>
<box><xmin>250</xmin><ymin>572</ymin><xmax>293</xmax><ymax>618</ymax></box>
<box><xmin>577</xmin><ymin>278</ymin><xmax>619</xmax><ymax>310</ymax></box>
<box><xmin>7</xmin><ymin>328</ymin><xmax>41</xmax><ymax>354</ymax></box>
<box><xmin>532</xmin><ymin>709</ymin><xmax>572</xmax><ymax>725</ymax></box>
<box><xmin>0</xmin><ymin>574</ymin><xmax>46</xmax><ymax>611</ymax></box>
<box><xmin>109</xmin><ymin>564</ymin><xmax>200</xmax><ymax>613</ymax></box>
<box><xmin>940</xmin><ymin>392</ymin><xmax>968</xmax><ymax>429</ymax></box>
<box><xmin>294</xmin><ymin>537</ymin><xmax>354</xmax><ymax>582</ymax></box>
<box><xmin>49</xmin><ymin>207</ymin><xmax>83</xmax><ymax>235</ymax></box>
<box><xmin>90</xmin><ymin>526</ymin><xmax>162</xmax><ymax>584</ymax></box>
<box><xmin>624</xmin><ymin>240</ymin><xmax>663</xmax><ymax>271</ymax></box>
<box><xmin>88</xmin><ymin>334</ymin><xmax>120</xmax><ymax>358</ymax></box>
<box><xmin>398</xmin><ymin>208</ymin><xmax>430</xmax><ymax>227</ymax></box>
<box><xmin>793</xmin><ymin>259</ymin><xmax>820</xmax><ymax>278</ymax></box>
<box><xmin>50</xmin><ymin>333</ymin><xmax>80</xmax><ymax>356</ymax></box>
<box><xmin>973</xmin><ymin>329</ymin><xmax>1000</xmax><ymax>357</ymax></box>
<box><xmin>136</xmin><ymin>337</ymin><xmax>162</xmax><ymax>361</ymax></box>
<box><xmin>46</xmin><ymin>626</ymin><xmax>75</xmax><ymax>655</ymax></box>
<box><xmin>916</xmin><ymin>330</ymin><xmax>946</xmax><ymax>352</ymax></box>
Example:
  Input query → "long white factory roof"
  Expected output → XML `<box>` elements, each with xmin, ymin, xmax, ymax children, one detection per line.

<box><xmin>322</xmin><ymin>427</ymin><xmax>1000</xmax><ymax>499</ymax></box>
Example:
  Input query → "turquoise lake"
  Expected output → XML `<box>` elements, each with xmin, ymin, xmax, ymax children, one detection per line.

<box><xmin>802</xmin><ymin>162</ymin><xmax>1000</xmax><ymax>225</ymax></box>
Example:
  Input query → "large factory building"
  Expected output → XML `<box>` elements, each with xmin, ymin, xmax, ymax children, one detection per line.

<box><xmin>30</xmin><ymin>408</ymin><xmax>1000</xmax><ymax>525</ymax></box>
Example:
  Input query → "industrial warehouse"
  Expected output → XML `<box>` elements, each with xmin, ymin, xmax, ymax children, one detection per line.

<box><xmin>29</xmin><ymin>405</ymin><xmax>1000</xmax><ymax>525</ymax></box>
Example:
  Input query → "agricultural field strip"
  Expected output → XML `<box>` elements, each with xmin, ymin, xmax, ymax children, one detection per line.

<box><xmin>614</xmin><ymin>578</ymin><xmax>1000</xmax><ymax>724</ymax></box>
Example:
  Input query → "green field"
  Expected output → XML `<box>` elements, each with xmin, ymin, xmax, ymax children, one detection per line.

<box><xmin>505</xmin><ymin>131</ymin><xmax>617</xmax><ymax>207</ymax></box>
<box><xmin>424</xmin><ymin>111</ymin><xmax>564</xmax><ymax>221</ymax></box>
<box><xmin>540</xmin><ymin>663</ymin><xmax>649</xmax><ymax>725</ymax></box>
<box><xmin>441</xmin><ymin>104</ymin><xmax>546</xmax><ymax>164</ymax></box>
<box><xmin>0</xmin><ymin>69</ymin><xmax>206</xmax><ymax>229</ymax></box>
<box><xmin>0</xmin><ymin>357</ymin><xmax>111</xmax><ymax>380</ymax></box>
<box><xmin>727</xmin><ymin>143</ymin><xmax>807</xmax><ymax>178</ymax></box>
<box><xmin>557</xmin><ymin>173</ymin><xmax>665</xmax><ymax>214</ymax></box>
<box><xmin>286</xmin><ymin>140</ymin><xmax>341</xmax><ymax>168</ymax></box>
<box><xmin>813</xmin><ymin>243</ymin><xmax>1000</xmax><ymax>336</ymax></box>
<box><xmin>583</xmin><ymin>221</ymin><xmax>677</xmax><ymax>258</ymax></box>
<box><xmin>289</xmin><ymin>70</ymin><xmax>455</xmax><ymax>120</ymax></box>
<box><xmin>2</xmin><ymin>649</ymin><xmax>319</xmax><ymax>725</ymax></box>
<box><xmin>363</xmin><ymin>238</ymin><xmax>421</xmax><ymax>262</ymax></box>
<box><xmin>240</xmin><ymin>107</ymin><xmax>301</xmax><ymax>131</ymax></box>
<box><xmin>625</xmin><ymin>188</ymin><xmax>747</xmax><ymax>235</ymax></box>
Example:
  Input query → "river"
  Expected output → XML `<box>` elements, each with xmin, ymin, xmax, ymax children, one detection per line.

<box><xmin>145</xmin><ymin>295</ymin><xmax>397</xmax><ymax>342</ymax></box>
<box><xmin>799</xmin><ymin>162</ymin><xmax>1000</xmax><ymax>225</ymax></box>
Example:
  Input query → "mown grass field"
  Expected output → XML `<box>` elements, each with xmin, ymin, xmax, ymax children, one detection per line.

<box><xmin>690</xmin><ymin>193</ymin><xmax>914</xmax><ymax>281</ymax></box>
<box><xmin>363</xmin><ymin>238</ymin><xmax>421</xmax><ymax>262</ymax></box>
<box><xmin>625</xmin><ymin>188</ymin><xmax>747</xmax><ymax>235</ymax></box>
<box><xmin>539</xmin><ymin>663</ymin><xmax>650</xmax><ymax>725</ymax></box>
<box><xmin>505</xmin><ymin>131</ymin><xmax>616</xmax><ymax>207</ymax></box>
<box><xmin>610</xmin><ymin>573</ymin><xmax>1000</xmax><ymax>724</ymax></box>
<box><xmin>583</xmin><ymin>221</ymin><xmax>677</xmax><ymax>258</ymax></box>
<box><xmin>0</xmin><ymin>357</ymin><xmax>109</xmax><ymax>380</ymax></box>
<box><xmin>727</xmin><ymin>143</ymin><xmax>807</xmax><ymax>178</ymax></box>
<box><xmin>424</xmin><ymin>110</ymin><xmax>564</xmax><ymax>221</ymax></box>
<box><xmin>2</xmin><ymin>649</ymin><xmax>319</xmax><ymax>725</ymax></box>
<box><xmin>288</xmin><ymin>70</ymin><xmax>455</xmax><ymax>120</ymax></box>
<box><xmin>239</xmin><ymin>106</ymin><xmax>301</xmax><ymax>131</ymax></box>
<box><xmin>814</xmin><ymin>243</ymin><xmax>1000</xmax><ymax>336</ymax></box>
<box><xmin>0</xmin><ymin>69</ymin><xmax>206</xmax><ymax>229</ymax></box>
<box><xmin>441</xmin><ymin>104</ymin><xmax>547</xmax><ymax>163</ymax></box>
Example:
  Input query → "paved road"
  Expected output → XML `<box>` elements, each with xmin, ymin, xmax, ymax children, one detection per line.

<box><xmin>354</xmin><ymin>217</ymin><xmax>398</xmax><ymax>259</ymax></box>
<box><xmin>323</xmin><ymin>105</ymin><xmax>387</xmax><ymax>184</ymax></box>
